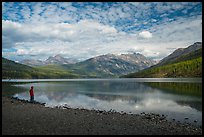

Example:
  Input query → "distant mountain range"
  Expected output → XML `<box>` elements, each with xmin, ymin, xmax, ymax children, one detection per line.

<box><xmin>2</xmin><ymin>57</ymin><xmax>81</xmax><ymax>79</ymax></box>
<box><xmin>122</xmin><ymin>42</ymin><xmax>202</xmax><ymax>78</ymax></box>
<box><xmin>20</xmin><ymin>54</ymin><xmax>78</xmax><ymax>66</ymax></box>
<box><xmin>2</xmin><ymin>52</ymin><xmax>156</xmax><ymax>78</ymax></box>
<box><xmin>2</xmin><ymin>42</ymin><xmax>202</xmax><ymax>79</ymax></box>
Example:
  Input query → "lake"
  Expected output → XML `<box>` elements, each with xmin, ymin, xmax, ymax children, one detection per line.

<box><xmin>2</xmin><ymin>78</ymin><xmax>202</xmax><ymax>127</ymax></box>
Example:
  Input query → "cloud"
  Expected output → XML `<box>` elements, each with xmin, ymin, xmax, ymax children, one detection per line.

<box><xmin>2</xmin><ymin>19</ymin><xmax>118</xmax><ymax>48</ymax></box>
<box><xmin>149</xmin><ymin>15</ymin><xmax>202</xmax><ymax>43</ymax></box>
<box><xmin>138</xmin><ymin>31</ymin><xmax>153</xmax><ymax>39</ymax></box>
<box><xmin>2</xmin><ymin>2</ymin><xmax>202</xmax><ymax>61</ymax></box>
<box><xmin>2</xmin><ymin>2</ymin><xmax>202</xmax><ymax>32</ymax></box>
<box><xmin>2</xmin><ymin>19</ymin><xmax>125</xmax><ymax>60</ymax></box>
<box><xmin>2</xmin><ymin>14</ymin><xmax>202</xmax><ymax>61</ymax></box>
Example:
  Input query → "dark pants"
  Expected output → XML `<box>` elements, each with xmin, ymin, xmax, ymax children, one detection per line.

<box><xmin>30</xmin><ymin>96</ymin><xmax>34</xmax><ymax>102</ymax></box>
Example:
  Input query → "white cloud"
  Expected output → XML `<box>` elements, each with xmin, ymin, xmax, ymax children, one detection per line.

<box><xmin>2</xmin><ymin>19</ymin><xmax>125</xmax><ymax>60</ymax></box>
<box><xmin>149</xmin><ymin>15</ymin><xmax>202</xmax><ymax>43</ymax></box>
<box><xmin>2</xmin><ymin>19</ymin><xmax>118</xmax><ymax>48</ymax></box>
<box><xmin>2</xmin><ymin>2</ymin><xmax>202</xmax><ymax>61</ymax></box>
<box><xmin>151</xmin><ymin>19</ymin><xmax>157</xmax><ymax>22</ymax></box>
<box><xmin>138</xmin><ymin>31</ymin><xmax>153</xmax><ymax>39</ymax></box>
<box><xmin>2</xmin><ymin>15</ymin><xmax>202</xmax><ymax>61</ymax></box>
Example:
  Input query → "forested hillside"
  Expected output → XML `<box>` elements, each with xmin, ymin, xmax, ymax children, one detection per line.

<box><xmin>2</xmin><ymin>58</ymin><xmax>80</xmax><ymax>79</ymax></box>
<box><xmin>121</xmin><ymin>43</ymin><xmax>202</xmax><ymax>78</ymax></box>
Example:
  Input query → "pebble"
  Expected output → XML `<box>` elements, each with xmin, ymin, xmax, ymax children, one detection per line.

<box><xmin>145</xmin><ymin>116</ymin><xmax>151</xmax><ymax>119</ymax></box>
<box><xmin>2</xmin><ymin>97</ymin><xmax>202</xmax><ymax>135</ymax></box>
<box><xmin>159</xmin><ymin>117</ymin><xmax>165</xmax><ymax>120</ymax></box>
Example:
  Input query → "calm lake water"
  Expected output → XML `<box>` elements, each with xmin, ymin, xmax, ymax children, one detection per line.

<box><xmin>2</xmin><ymin>78</ymin><xmax>202</xmax><ymax>127</ymax></box>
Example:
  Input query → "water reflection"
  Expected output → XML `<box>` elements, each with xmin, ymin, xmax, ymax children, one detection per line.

<box><xmin>2</xmin><ymin>79</ymin><xmax>202</xmax><ymax>127</ymax></box>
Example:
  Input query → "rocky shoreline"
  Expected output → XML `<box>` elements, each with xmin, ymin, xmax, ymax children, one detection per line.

<box><xmin>2</xmin><ymin>96</ymin><xmax>202</xmax><ymax>135</ymax></box>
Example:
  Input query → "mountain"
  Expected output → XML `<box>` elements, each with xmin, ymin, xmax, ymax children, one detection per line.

<box><xmin>2</xmin><ymin>57</ymin><xmax>36</xmax><ymax>79</ymax></box>
<box><xmin>63</xmin><ymin>53</ymin><xmax>156</xmax><ymax>77</ymax></box>
<box><xmin>3</xmin><ymin>42</ymin><xmax>202</xmax><ymax>79</ymax></box>
<box><xmin>2</xmin><ymin>57</ymin><xmax>80</xmax><ymax>79</ymax></box>
<box><xmin>19</xmin><ymin>59</ymin><xmax>45</xmax><ymax>66</ymax></box>
<box><xmin>20</xmin><ymin>54</ymin><xmax>78</xmax><ymax>66</ymax></box>
<box><xmin>121</xmin><ymin>42</ymin><xmax>202</xmax><ymax>78</ymax></box>
<box><xmin>3</xmin><ymin>52</ymin><xmax>156</xmax><ymax>78</ymax></box>
<box><xmin>157</xmin><ymin>42</ymin><xmax>202</xmax><ymax>66</ymax></box>
<box><xmin>44</xmin><ymin>54</ymin><xmax>77</xmax><ymax>65</ymax></box>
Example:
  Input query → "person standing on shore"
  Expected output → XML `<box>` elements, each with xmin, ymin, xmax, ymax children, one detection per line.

<box><xmin>29</xmin><ymin>86</ymin><xmax>34</xmax><ymax>102</ymax></box>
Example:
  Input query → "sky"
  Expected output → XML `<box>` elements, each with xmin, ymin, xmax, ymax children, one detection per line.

<box><xmin>2</xmin><ymin>2</ymin><xmax>202</xmax><ymax>62</ymax></box>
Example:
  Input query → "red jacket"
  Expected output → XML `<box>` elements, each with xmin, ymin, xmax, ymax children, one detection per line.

<box><xmin>29</xmin><ymin>88</ymin><xmax>34</xmax><ymax>96</ymax></box>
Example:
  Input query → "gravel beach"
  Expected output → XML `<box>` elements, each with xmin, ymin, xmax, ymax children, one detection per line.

<box><xmin>2</xmin><ymin>97</ymin><xmax>202</xmax><ymax>135</ymax></box>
